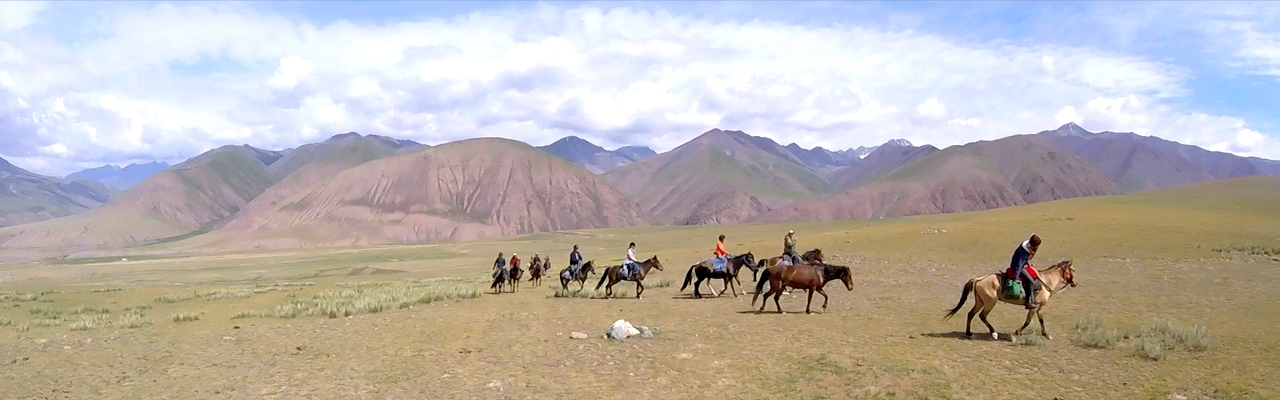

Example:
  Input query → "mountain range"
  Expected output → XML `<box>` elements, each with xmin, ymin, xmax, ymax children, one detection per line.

<box><xmin>1</xmin><ymin>122</ymin><xmax>1277</xmax><ymax>257</ymax></box>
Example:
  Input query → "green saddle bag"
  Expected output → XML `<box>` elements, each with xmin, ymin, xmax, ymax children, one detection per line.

<box><xmin>1003</xmin><ymin>279</ymin><xmax>1023</xmax><ymax>299</ymax></box>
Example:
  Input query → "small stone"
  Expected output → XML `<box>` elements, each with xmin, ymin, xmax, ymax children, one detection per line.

<box><xmin>222</xmin><ymin>336</ymin><xmax>235</xmax><ymax>341</ymax></box>
<box><xmin>677</xmin><ymin>353</ymin><xmax>692</xmax><ymax>359</ymax></box>
<box><xmin>638</xmin><ymin>326</ymin><xmax>654</xmax><ymax>338</ymax></box>
<box><xmin>233</xmin><ymin>326</ymin><xmax>241</xmax><ymax>329</ymax></box>
<box><xmin>569</xmin><ymin>332</ymin><xmax>588</xmax><ymax>339</ymax></box>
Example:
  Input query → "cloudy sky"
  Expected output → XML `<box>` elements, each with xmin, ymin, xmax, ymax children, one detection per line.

<box><xmin>1</xmin><ymin>1</ymin><xmax>1278</xmax><ymax>176</ymax></box>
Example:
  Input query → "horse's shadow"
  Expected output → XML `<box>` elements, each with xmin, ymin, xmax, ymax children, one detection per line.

<box><xmin>921</xmin><ymin>331</ymin><xmax>1011</xmax><ymax>341</ymax></box>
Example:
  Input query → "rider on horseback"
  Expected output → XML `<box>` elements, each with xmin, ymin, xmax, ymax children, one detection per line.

<box><xmin>569</xmin><ymin>245</ymin><xmax>583</xmax><ymax>276</ymax></box>
<box><xmin>713</xmin><ymin>235</ymin><xmax>729</xmax><ymax>272</ymax></box>
<box><xmin>509</xmin><ymin>253</ymin><xmax>520</xmax><ymax>270</ymax></box>
<box><xmin>783</xmin><ymin>230</ymin><xmax>801</xmax><ymax>265</ymax></box>
<box><xmin>1010</xmin><ymin>234</ymin><xmax>1041</xmax><ymax>309</ymax></box>
<box><xmin>493</xmin><ymin>252</ymin><xmax>507</xmax><ymax>278</ymax></box>
<box><xmin>531</xmin><ymin>253</ymin><xmax>541</xmax><ymax>267</ymax></box>
<box><xmin>622</xmin><ymin>242</ymin><xmax>639</xmax><ymax>278</ymax></box>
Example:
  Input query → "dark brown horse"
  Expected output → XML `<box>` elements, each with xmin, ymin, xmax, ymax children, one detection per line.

<box><xmin>679</xmin><ymin>252</ymin><xmax>757</xmax><ymax>298</ymax></box>
<box><xmin>528</xmin><ymin>257</ymin><xmax>548</xmax><ymax>287</ymax></box>
<box><xmin>594</xmin><ymin>256</ymin><xmax>664</xmax><ymax>299</ymax></box>
<box><xmin>508</xmin><ymin>260</ymin><xmax>524</xmax><ymax>293</ymax></box>
<box><xmin>489</xmin><ymin>266</ymin><xmax>509</xmax><ymax>294</ymax></box>
<box><xmin>751</xmin><ymin>262</ymin><xmax>853</xmax><ymax>314</ymax></box>
<box><xmin>755</xmin><ymin>248</ymin><xmax>825</xmax><ymax>280</ymax></box>
<box><xmin>559</xmin><ymin>260</ymin><xmax>596</xmax><ymax>293</ymax></box>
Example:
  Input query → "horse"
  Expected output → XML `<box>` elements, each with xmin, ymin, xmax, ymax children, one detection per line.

<box><xmin>755</xmin><ymin>248</ymin><xmax>825</xmax><ymax>280</ymax></box>
<box><xmin>528</xmin><ymin>257</ymin><xmax>548</xmax><ymax>287</ymax></box>
<box><xmin>751</xmin><ymin>262</ymin><xmax>853</xmax><ymax>314</ymax></box>
<box><xmin>943</xmin><ymin>259</ymin><xmax>1077</xmax><ymax>340</ymax></box>
<box><xmin>508</xmin><ymin>260</ymin><xmax>524</xmax><ymax>292</ymax></box>
<box><xmin>594</xmin><ymin>256</ymin><xmax>664</xmax><ymax>299</ymax></box>
<box><xmin>489</xmin><ymin>266</ymin><xmax>509</xmax><ymax>294</ymax></box>
<box><xmin>679</xmin><ymin>252</ymin><xmax>757</xmax><ymax>299</ymax></box>
<box><xmin>559</xmin><ymin>260</ymin><xmax>596</xmax><ymax>293</ymax></box>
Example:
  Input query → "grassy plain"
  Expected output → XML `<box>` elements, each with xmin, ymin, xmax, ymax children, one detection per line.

<box><xmin>1</xmin><ymin>177</ymin><xmax>1278</xmax><ymax>399</ymax></box>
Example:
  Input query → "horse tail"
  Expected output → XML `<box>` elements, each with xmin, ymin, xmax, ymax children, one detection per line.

<box><xmin>943</xmin><ymin>278</ymin><xmax>976</xmax><ymax>320</ymax></box>
<box><xmin>594</xmin><ymin>267</ymin><xmax>610</xmax><ymax>290</ymax></box>
<box><xmin>680</xmin><ymin>265</ymin><xmax>697</xmax><ymax>291</ymax></box>
<box><xmin>752</xmin><ymin>267</ymin><xmax>773</xmax><ymax>307</ymax></box>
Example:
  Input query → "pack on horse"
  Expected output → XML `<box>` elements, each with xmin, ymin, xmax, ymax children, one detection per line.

<box><xmin>755</xmin><ymin>248</ymin><xmax>825</xmax><ymax>280</ymax></box>
<box><xmin>559</xmin><ymin>260</ymin><xmax>596</xmax><ymax>293</ymax></box>
<box><xmin>943</xmin><ymin>259</ymin><xmax>1077</xmax><ymax>340</ymax></box>
<box><xmin>751</xmin><ymin>262</ymin><xmax>853</xmax><ymax>314</ymax></box>
<box><xmin>528</xmin><ymin>257</ymin><xmax>549</xmax><ymax>287</ymax></box>
<box><xmin>595</xmin><ymin>256</ymin><xmax>664</xmax><ymax>299</ymax></box>
<box><xmin>679</xmin><ymin>252</ymin><xmax>757</xmax><ymax>298</ymax></box>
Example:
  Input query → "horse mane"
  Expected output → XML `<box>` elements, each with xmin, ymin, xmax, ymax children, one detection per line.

<box><xmin>1041</xmin><ymin>259</ymin><xmax>1073</xmax><ymax>272</ymax></box>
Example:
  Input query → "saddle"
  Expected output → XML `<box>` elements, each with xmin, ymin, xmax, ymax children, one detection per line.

<box><xmin>1001</xmin><ymin>264</ymin><xmax>1041</xmax><ymax>300</ymax></box>
<box><xmin>620</xmin><ymin>262</ymin><xmax>639</xmax><ymax>279</ymax></box>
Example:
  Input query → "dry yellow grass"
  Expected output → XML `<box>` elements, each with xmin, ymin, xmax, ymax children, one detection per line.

<box><xmin>0</xmin><ymin>177</ymin><xmax>1277</xmax><ymax>399</ymax></box>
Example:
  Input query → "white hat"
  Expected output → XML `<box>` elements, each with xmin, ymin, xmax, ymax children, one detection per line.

<box><xmin>788</xmin><ymin>230</ymin><xmax>794</xmax><ymax>234</ymax></box>
<box><xmin>512</xmin><ymin>253</ymin><xmax>517</xmax><ymax>256</ymax></box>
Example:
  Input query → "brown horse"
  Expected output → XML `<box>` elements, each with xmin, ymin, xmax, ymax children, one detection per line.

<box><xmin>751</xmin><ymin>262</ymin><xmax>853</xmax><ymax>314</ymax></box>
<box><xmin>559</xmin><ymin>260</ymin><xmax>596</xmax><ymax>293</ymax></box>
<box><xmin>943</xmin><ymin>259</ymin><xmax>1077</xmax><ymax>340</ymax></box>
<box><xmin>528</xmin><ymin>257</ymin><xmax>547</xmax><ymax>287</ymax></box>
<box><xmin>679</xmin><ymin>252</ymin><xmax>757</xmax><ymax>298</ymax></box>
<box><xmin>755</xmin><ymin>248</ymin><xmax>825</xmax><ymax>280</ymax></box>
<box><xmin>508</xmin><ymin>260</ymin><xmax>524</xmax><ymax>292</ymax></box>
<box><xmin>594</xmin><ymin>256</ymin><xmax>664</xmax><ymax>299</ymax></box>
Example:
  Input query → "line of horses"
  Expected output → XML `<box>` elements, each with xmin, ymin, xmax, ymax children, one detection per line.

<box><xmin>488</xmin><ymin>247</ymin><xmax>1079</xmax><ymax>340</ymax></box>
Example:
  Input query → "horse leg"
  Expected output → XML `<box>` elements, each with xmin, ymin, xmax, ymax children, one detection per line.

<box><xmin>978</xmin><ymin>299</ymin><xmax>998</xmax><ymax>340</ymax></box>
<box><xmin>1014</xmin><ymin>309</ymin><xmax>1035</xmax><ymax>336</ymax></box>
<box><xmin>964</xmin><ymin>303</ymin><xmax>980</xmax><ymax>338</ymax></box>
<box><xmin>1036</xmin><ymin>304</ymin><xmax>1051</xmax><ymax>339</ymax></box>
<box><xmin>817</xmin><ymin>287</ymin><xmax>829</xmax><ymax>312</ymax></box>
<box><xmin>693</xmin><ymin>274</ymin><xmax>704</xmax><ymax>299</ymax></box>
<box><xmin>773</xmin><ymin>288</ymin><xmax>785</xmax><ymax>314</ymax></box>
<box><xmin>805</xmin><ymin>289</ymin><xmax>815</xmax><ymax>314</ymax></box>
<box><xmin>636</xmin><ymin>281</ymin><xmax>644</xmax><ymax>299</ymax></box>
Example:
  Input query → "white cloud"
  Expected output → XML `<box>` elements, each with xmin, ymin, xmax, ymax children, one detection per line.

<box><xmin>0</xmin><ymin>1</ymin><xmax>47</xmax><ymax>31</ymax></box>
<box><xmin>0</xmin><ymin>2</ymin><xmax>1276</xmax><ymax>176</ymax></box>
<box><xmin>916</xmin><ymin>98</ymin><xmax>946</xmax><ymax>118</ymax></box>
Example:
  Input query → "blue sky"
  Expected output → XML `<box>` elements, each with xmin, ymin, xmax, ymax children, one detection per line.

<box><xmin>0</xmin><ymin>1</ymin><xmax>1277</xmax><ymax>175</ymax></box>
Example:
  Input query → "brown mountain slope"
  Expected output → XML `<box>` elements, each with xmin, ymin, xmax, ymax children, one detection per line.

<box><xmin>185</xmin><ymin>137</ymin><xmax>649</xmax><ymax>250</ymax></box>
<box><xmin>828</xmin><ymin>141</ymin><xmax>940</xmax><ymax>189</ymax></box>
<box><xmin>602</xmin><ymin>129</ymin><xmax>835</xmax><ymax>225</ymax></box>
<box><xmin>750</xmin><ymin>135</ymin><xmax>1122</xmax><ymax>223</ymax></box>
<box><xmin>0</xmin><ymin>157</ymin><xmax>116</xmax><ymax>227</ymax></box>
<box><xmin>0</xmin><ymin>145</ymin><xmax>280</xmax><ymax>249</ymax></box>
<box><xmin>1042</xmin><ymin>122</ymin><xmax>1265</xmax><ymax>192</ymax></box>
<box><xmin>266</xmin><ymin>132</ymin><xmax>421</xmax><ymax>180</ymax></box>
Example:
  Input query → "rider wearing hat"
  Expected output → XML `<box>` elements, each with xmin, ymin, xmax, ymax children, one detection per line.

<box><xmin>1010</xmin><ymin>234</ymin><xmax>1042</xmax><ymax>309</ymax></box>
<box><xmin>783</xmin><ymin>230</ymin><xmax>801</xmax><ymax>265</ymax></box>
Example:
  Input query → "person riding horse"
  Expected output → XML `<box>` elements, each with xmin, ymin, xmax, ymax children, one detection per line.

<box><xmin>510</xmin><ymin>253</ymin><xmax>521</xmax><ymax>270</ymax></box>
<box><xmin>1010</xmin><ymin>234</ymin><xmax>1041</xmax><ymax>309</ymax></box>
<box><xmin>569</xmin><ymin>245</ymin><xmax>584</xmax><ymax>277</ymax></box>
<box><xmin>622</xmin><ymin>242</ymin><xmax>639</xmax><ymax>277</ymax></box>
<box><xmin>713</xmin><ymin>235</ymin><xmax>730</xmax><ymax>272</ymax></box>
<box><xmin>492</xmin><ymin>251</ymin><xmax>507</xmax><ymax>279</ymax></box>
<box><xmin>531</xmin><ymin>253</ymin><xmax>541</xmax><ymax>268</ymax></box>
<box><xmin>783</xmin><ymin>230</ymin><xmax>802</xmax><ymax>265</ymax></box>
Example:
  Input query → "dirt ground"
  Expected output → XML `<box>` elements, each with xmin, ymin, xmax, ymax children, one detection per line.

<box><xmin>1</xmin><ymin>183</ymin><xmax>1278</xmax><ymax>399</ymax></box>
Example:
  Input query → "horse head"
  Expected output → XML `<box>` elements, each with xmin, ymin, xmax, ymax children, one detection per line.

<box><xmin>735</xmin><ymin>252</ymin><xmax>756</xmax><ymax>269</ymax></box>
<box><xmin>806</xmin><ymin>248</ymin><xmax>825</xmax><ymax>262</ymax></box>
<box><xmin>644</xmin><ymin>255</ymin><xmax>664</xmax><ymax>271</ymax></box>
<box><xmin>1055</xmin><ymin>259</ymin><xmax>1076</xmax><ymax>288</ymax></box>
<box><xmin>821</xmin><ymin>264</ymin><xmax>853</xmax><ymax>291</ymax></box>
<box><xmin>581</xmin><ymin>260</ymin><xmax>596</xmax><ymax>275</ymax></box>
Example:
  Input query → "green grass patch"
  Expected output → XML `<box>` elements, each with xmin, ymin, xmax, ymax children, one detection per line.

<box><xmin>115</xmin><ymin>313</ymin><xmax>151</xmax><ymax>329</ymax></box>
<box><xmin>31</xmin><ymin>318</ymin><xmax>62</xmax><ymax>327</ymax></box>
<box><xmin>154</xmin><ymin>292</ymin><xmax>196</xmax><ymax>303</ymax></box>
<box><xmin>1071</xmin><ymin>316</ymin><xmax>1210</xmax><ymax>360</ymax></box>
<box><xmin>1212</xmin><ymin>244</ymin><xmax>1280</xmax><ymax>256</ymax></box>
<box><xmin>647</xmin><ymin>277</ymin><xmax>675</xmax><ymax>288</ymax></box>
<box><xmin>237</xmin><ymin>277</ymin><xmax>483</xmax><ymax>319</ymax></box>
<box><xmin>28</xmin><ymin>305</ymin><xmax>61</xmax><ymax>318</ymax></box>
<box><xmin>89</xmin><ymin>288</ymin><xmax>125</xmax><ymax>293</ymax></box>
<box><xmin>170</xmin><ymin>312</ymin><xmax>201</xmax><ymax>323</ymax></box>
<box><xmin>1073</xmin><ymin>315</ymin><xmax>1122</xmax><ymax>349</ymax></box>
<box><xmin>0</xmin><ymin>318</ymin><xmax>11</xmax><ymax>327</ymax></box>
<box><xmin>69</xmin><ymin>305</ymin><xmax>111</xmax><ymax>315</ymax></box>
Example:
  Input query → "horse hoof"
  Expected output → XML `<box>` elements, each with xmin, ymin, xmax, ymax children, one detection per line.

<box><xmin>1044</xmin><ymin>334</ymin><xmax>1053</xmax><ymax>340</ymax></box>
<box><xmin>991</xmin><ymin>332</ymin><xmax>999</xmax><ymax>340</ymax></box>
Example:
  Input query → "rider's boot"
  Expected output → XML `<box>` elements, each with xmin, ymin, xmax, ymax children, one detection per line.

<box><xmin>1021</xmin><ymin>276</ymin><xmax>1037</xmax><ymax>309</ymax></box>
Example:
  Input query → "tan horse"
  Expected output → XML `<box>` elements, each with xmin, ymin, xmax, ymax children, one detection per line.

<box><xmin>943</xmin><ymin>259</ymin><xmax>1077</xmax><ymax>340</ymax></box>
<box><xmin>594</xmin><ymin>256</ymin><xmax>664</xmax><ymax>299</ymax></box>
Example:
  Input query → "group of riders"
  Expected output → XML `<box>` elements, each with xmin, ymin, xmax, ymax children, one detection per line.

<box><xmin>489</xmin><ymin>229</ymin><xmax>1046</xmax><ymax>310</ymax></box>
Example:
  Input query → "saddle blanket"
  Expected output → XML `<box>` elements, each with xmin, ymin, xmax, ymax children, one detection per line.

<box><xmin>620</xmin><ymin>262</ymin><xmax>638</xmax><ymax>279</ymax></box>
<box><xmin>1004</xmin><ymin>263</ymin><xmax>1040</xmax><ymax>281</ymax></box>
<box><xmin>708</xmin><ymin>256</ymin><xmax>727</xmax><ymax>273</ymax></box>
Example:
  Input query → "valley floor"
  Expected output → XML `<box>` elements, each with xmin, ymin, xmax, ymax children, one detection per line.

<box><xmin>1</xmin><ymin>179</ymin><xmax>1278</xmax><ymax>399</ymax></box>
